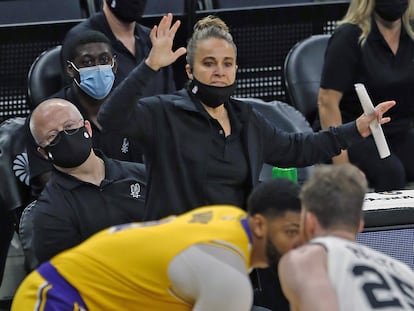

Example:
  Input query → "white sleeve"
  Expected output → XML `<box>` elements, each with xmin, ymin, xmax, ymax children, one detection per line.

<box><xmin>168</xmin><ymin>243</ymin><xmax>253</xmax><ymax>311</ymax></box>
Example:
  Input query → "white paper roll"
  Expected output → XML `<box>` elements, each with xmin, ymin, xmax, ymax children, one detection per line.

<box><xmin>354</xmin><ymin>83</ymin><xmax>391</xmax><ymax>159</ymax></box>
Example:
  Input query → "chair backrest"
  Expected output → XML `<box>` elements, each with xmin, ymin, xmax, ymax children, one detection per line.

<box><xmin>27</xmin><ymin>45</ymin><xmax>65</xmax><ymax>110</ymax></box>
<box><xmin>19</xmin><ymin>200</ymin><xmax>38</xmax><ymax>272</ymax></box>
<box><xmin>283</xmin><ymin>34</ymin><xmax>330</xmax><ymax>130</ymax></box>
<box><xmin>0</xmin><ymin>117</ymin><xmax>31</xmax><ymax>213</ymax></box>
<box><xmin>85</xmin><ymin>0</ymin><xmax>102</xmax><ymax>15</ymax></box>
<box><xmin>237</xmin><ymin>98</ymin><xmax>314</xmax><ymax>184</ymax></box>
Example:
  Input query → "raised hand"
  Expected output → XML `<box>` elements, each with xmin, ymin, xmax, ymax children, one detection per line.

<box><xmin>145</xmin><ymin>13</ymin><xmax>187</xmax><ymax>71</ymax></box>
<box><xmin>356</xmin><ymin>100</ymin><xmax>396</xmax><ymax>137</ymax></box>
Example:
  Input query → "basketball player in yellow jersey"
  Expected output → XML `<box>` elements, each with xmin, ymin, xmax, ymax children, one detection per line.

<box><xmin>12</xmin><ymin>179</ymin><xmax>302</xmax><ymax>311</ymax></box>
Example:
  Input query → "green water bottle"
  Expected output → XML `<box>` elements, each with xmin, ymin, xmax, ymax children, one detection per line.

<box><xmin>272</xmin><ymin>166</ymin><xmax>298</xmax><ymax>183</ymax></box>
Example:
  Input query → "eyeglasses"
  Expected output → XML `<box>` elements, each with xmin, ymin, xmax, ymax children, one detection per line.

<box><xmin>41</xmin><ymin>118</ymin><xmax>84</xmax><ymax>148</ymax></box>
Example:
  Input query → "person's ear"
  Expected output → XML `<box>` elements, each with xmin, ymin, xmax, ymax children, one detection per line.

<box><xmin>251</xmin><ymin>214</ymin><xmax>267</xmax><ymax>239</ymax></box>
<box><xmin>303</xmin><ymin>211</ymin><xmax>317</xmax><ymax>241</ymax></box>
<box><xmin>185</xmin><ymin>64</ymin><xmax>193</xmax><ymax>80</ymax></box>
<box><xmin>112</xmin><ymin>56</ymin><xmax>118</xmax><ymax>74</ymax></box>
<box><xmin>37</xmin><ymin>146</ymin><xmax>50</xmax><ymax>160</ymax></box>
<box><xmin>66</xmin><ymin>61</ymin><xmax>76</xmax><ymax>78</ymax></box>
<box><xmin>84</xmin><ymin>120</ymin><xmax>93</xmax><ymax>138</ymax></box>
<box><xmin>357</xmin><ymin>219</ymin><xmax>365</xmax><ymax>233</ymax></box>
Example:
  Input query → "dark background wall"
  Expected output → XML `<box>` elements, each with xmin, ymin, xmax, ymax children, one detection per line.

<box><xmin>0</xmin><ymin>1</ymin><xmax>349</xmax><ymax>122</ymax></box>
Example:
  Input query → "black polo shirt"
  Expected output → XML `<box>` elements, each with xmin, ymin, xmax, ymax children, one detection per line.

<box><xmin>64</xmin><ymin>12</ymin><xmax>176</xmax><ymax>94</ymax></box>
<box><xmin>321</xmin><ymin>21</ymin><xmax>414</xmax><ymax>135</ymax></box>
<box><xmin>193</xmin><ymin>98</ymin><xmax>249</xmax><ymax>209</ymax></box>
<box><xmin>32</xmin><ymin>151</ymin><xmax>146</xmax><ymax>263</ymax></box>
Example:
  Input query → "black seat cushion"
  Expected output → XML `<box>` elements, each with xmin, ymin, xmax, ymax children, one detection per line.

<box><xmin>27</xmin><ymin>45</ymin><xmax>65</xmax><ymax>110</ymax></box>
<box><xmin>284</xmin><ymin>34</ymin><xmax>330</xmax><ymax>130</ymax></box>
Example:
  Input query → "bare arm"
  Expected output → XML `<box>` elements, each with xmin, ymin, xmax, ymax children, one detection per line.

<box><xmin>278</xmin><ymin>244</ymin><xmax>339</xmax><ymax>311</ymax></box>
<box><xmin>318</xmin><ymin>87</ymin><xmax>349</xmax><ymax>164</ymax></box>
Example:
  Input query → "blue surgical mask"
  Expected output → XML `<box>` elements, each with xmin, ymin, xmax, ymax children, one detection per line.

<box><xmin>70</xmin><ymin>61</ymin><xmax>115</xmax><ymax>100</ymax></box>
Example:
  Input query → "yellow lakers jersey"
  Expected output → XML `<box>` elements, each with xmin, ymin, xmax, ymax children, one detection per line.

<box><xmin>51</xmin><ymin>205</ymin><xmax>251</xmax><ymax>310</ymax></box>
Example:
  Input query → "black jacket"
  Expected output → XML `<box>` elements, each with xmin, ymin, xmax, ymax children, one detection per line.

<box><xmin>99</xmin><ymin>62</ymin><xmax>362</xmax><ymax>220</ymax></box>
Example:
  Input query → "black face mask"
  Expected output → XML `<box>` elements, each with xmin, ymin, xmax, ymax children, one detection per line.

<box><xmin>375</xmin><ymin>0</ymin><xmax>408</xmax><ymax>22</ymax></box>
<box><xmin>189</xmin><ymin>78</ymin><xmax>237</xmax><ymax>108</ymax></box>
<box><xmin>44</xmin><ymin>126</ymin><xmax>92</xmax><ymax>168</ymax></box>
<box><xmin>106</xmin><ymin>0</ymin><xmax>147</xmax><ymax>23</ymax></box>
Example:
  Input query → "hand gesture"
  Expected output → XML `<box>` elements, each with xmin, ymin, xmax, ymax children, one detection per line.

<box><xmin>356</xmin><ymin>100</ymin><xmax>396</xmax><ymax>137</ymax></box>
<box><xmin>145</xmin><ymin>13</ymin><xmax>187</xmax><ymax>71</ymax></box>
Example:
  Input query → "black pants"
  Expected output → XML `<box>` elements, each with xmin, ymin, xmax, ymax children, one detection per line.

<box><xmin>349</xmin><ymin>128</ymin><xmax>414</xmax><ymax>191</ymax></box>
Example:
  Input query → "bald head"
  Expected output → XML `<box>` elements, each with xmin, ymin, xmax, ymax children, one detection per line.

<box><xmin>30</xmin><ymin>98</ymin><xmax>83</xmax><ymax>147</ymax></box>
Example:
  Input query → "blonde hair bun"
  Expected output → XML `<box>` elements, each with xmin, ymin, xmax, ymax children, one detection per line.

<box><xmin>193</xmin><ymin>15</ymin><xmax>229</xmax><ymax>33</ymax></box>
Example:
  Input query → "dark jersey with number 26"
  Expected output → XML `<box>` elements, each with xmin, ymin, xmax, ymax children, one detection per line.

<box><xmin>312</xmin><ymin>237</ymin><xmax>414</xmax><ymax>310</ymax></box>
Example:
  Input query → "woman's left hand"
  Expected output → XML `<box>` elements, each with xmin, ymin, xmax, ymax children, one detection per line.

<box><xmin>145</xmin><ymin>13</ymin><xmax>187</xmax><ymax>71</ymax></box>
<box><xmin>356</xmin><ymin>100</ymin><xmax>396</xmax><ymax>137</ymax></box>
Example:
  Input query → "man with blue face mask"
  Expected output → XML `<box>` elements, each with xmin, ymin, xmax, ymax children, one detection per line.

<box><xmin>63</xmin><ymin>0</ymin><xmax>177</xmax><ymax>93</ymax></box>
<box><xmin>63</xmin><ymin>30</ymin><xmax>117</xmax><ymax>103</ymax></box>
<box><xmin>68</xmin><ymin>56</ymin><xmax>115</xmax><ymax>100</ymax></box>
<box><xmin>27</xmin><ymin>98</ymin><xmax>147</xmax><ymax>267</ymax></box>
<box><xmin>26</xmin><ymin>30</ymin><xmax>144</xmax><ymax>199</ymax></box>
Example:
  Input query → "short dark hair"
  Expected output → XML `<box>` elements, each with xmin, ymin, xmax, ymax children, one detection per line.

<box><xmin>62</xmin><ymin>30</ymin><xmax>112</xmax><ymax>63</ymax></box>
<box><xmin>300</xmin><ymin>164</ymin><xmax>367</xmax><ymax>231</ymax></box>
<box><xmin>247</xmin><ymin>178</ymin><xmax>301</xmax><ymax>218</ymax></box>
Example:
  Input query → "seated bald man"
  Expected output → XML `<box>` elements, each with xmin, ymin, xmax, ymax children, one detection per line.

<box><xmin>27</xmin><ymin>98</ymin><xmax>146</xmax><ymax>266</ymax></box>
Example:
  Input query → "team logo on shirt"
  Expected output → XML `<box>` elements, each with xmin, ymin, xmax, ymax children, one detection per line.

<box><xmin>130</xmin><ymin>182</ymin><xmax>141</xmax><ymax>198</ymax></box>
<box><xmin>121</xmin><ymin>137</ymin><xmax>129</xmax><ymax>154</ymax></box>
<box><xmin>189</xmin><ymin>210</ymin><xmax>213</xmax><ymax>224</ymax></box>
<box><xmin>12</xmin><ymin>152</ymin><xmax>30</xmax><ymax>186</ymax></box>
